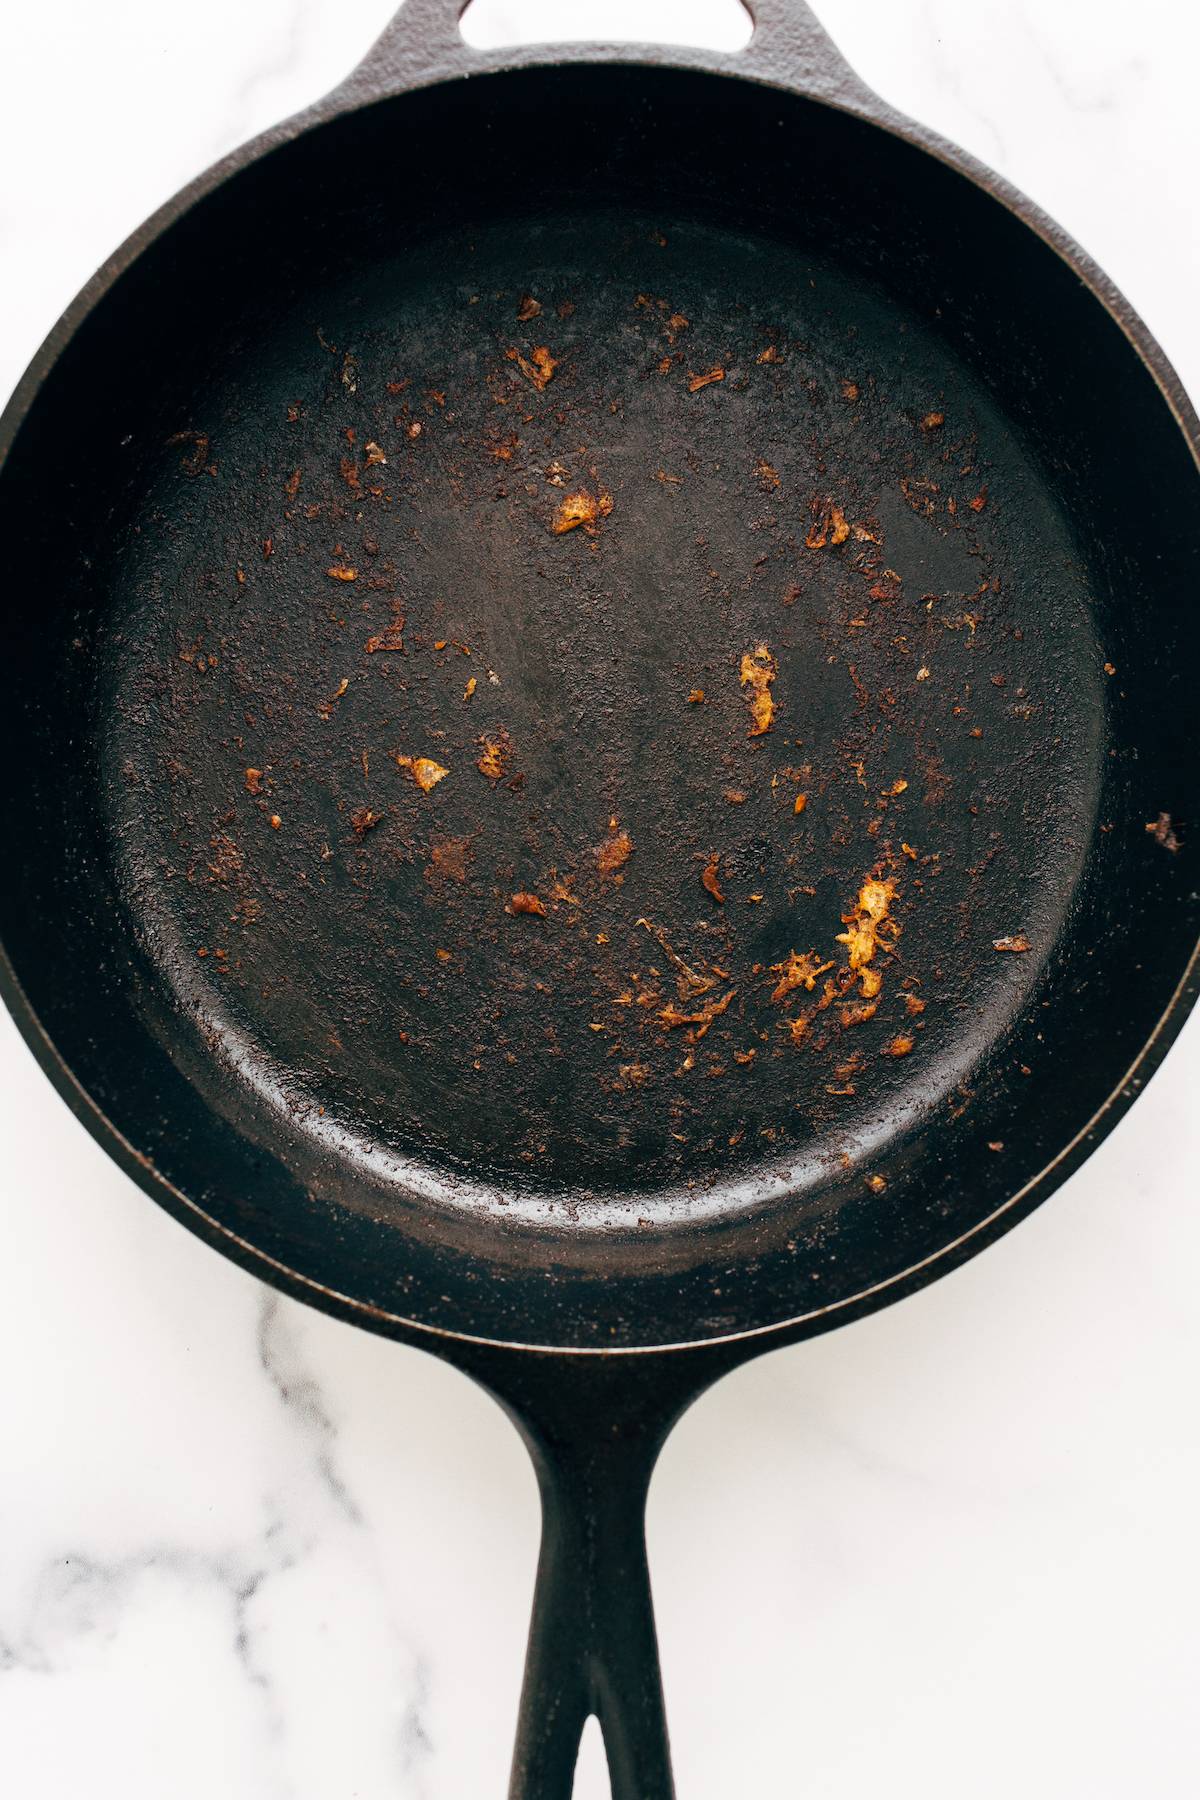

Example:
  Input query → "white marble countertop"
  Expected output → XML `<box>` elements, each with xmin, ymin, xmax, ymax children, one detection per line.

<box><xmin>2</xmin><ymin>4</ymin><xmax>1198</xmax><ymax>1795</ymax></box>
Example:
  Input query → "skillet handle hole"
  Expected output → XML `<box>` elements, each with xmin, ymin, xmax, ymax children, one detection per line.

<box><xmin>458</xmin><ymin>0</ymin><xmax>755</xmax><ymax>52</ymax></box>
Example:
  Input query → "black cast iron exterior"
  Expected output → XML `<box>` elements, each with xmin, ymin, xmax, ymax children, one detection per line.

<box><xmin>1</xmin><ymin>3</ymin><xmax>1197</xmax><ymax>1793</ymax></box>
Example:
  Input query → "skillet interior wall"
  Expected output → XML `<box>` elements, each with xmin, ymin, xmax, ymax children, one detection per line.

<box><xmin>0</xmin><ymin>65</ymin><xmax>1195</xmax><ymax>1347</ymax></box>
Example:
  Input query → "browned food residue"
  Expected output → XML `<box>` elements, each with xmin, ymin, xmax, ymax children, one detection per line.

<box><xmin>244</xmin><ymin>768</ymin><xmax>263</xmax><ymax>795</ymax></box>
<box><xmin>476</xmin><ymin>732</ymin><xmax>511</xmax><ymax>781</ymax></box>
<box><xmin>426</xmin><ymin>837</ymin><xmax>471</xmax><ymax>883</ymax></box>
<box><xmin>516</xmin><ymin>295</ymin><xmax>542</xmax><ymax>321</ymax></box>
<box><xmin>1146</xmin><ymin>812</ymin><xmax>1181</xmax><ymax>853</ymax></box>
<box><xmin>396</xmin><ymin>755</ymin><xmax>449</xmax><ymax>793</ymax></box>
<box><xmin>806</xmin><ymin>503</ymin><xmax>851</xmax><ymax>549</ymax></box>
<box><xmin>658</xmin><ymin>989</ymin><xmax>735</xmax><ymax>1040</ymax></box>
<box><xmin>326</xmin><ymin>565</ymin><xmax>357</xmax><ymax>582</ymax></box>
<box><xmin>350</xmin><ymin>807</ymin><xmax>383</xmax><ymax>837</ymax></box>
<box><xmin>836</xmin><ymin>876</ymin><xmax>898</xmax><ymax>970</ymax></box>
<box><xmin>510</xmin><ymin>892</ymin><xmax>547</xmax><ymax>917</ymax></box>
<box><xmin>883</xmin><ymin>1034</ymin><xmax>915</xmax><ymax>1058</ymax></box>
<box><xmin>770</xmin><ymin>951</ymin><xmax>834</xmax><ymax>1004</ymax></box>
<box><xmin>506</xmin><ymin>345</ymin><xmax>557</xmax><ymax>390</ymax></box>
<box><xmin>317</xmin><ymin>677</ymin><xmax>349</xmax><ymax>719</ymax></box>
<box><xmin>596</xmin><ymin>822</ymin><xmax>634</xmax><ymax>880</ymax></box>
<box><xmin>755</xmin><ymin>459</ymin><xmax>781</xmax><ymax>491</ymax></box>
<box><xmin>793</xmin><ymin>792</ymin><xmax>808</xmax><ymax>815</ymax></box>
<box><xmin>168</xmin><ymin>429</ymin><xmax>213</xmax><ymax>478</ymax></box>
<box><xmin>688</xmin><ymin>367</ymin><xmax>725</xmax><ymax>392</ymax></box>
<box><xmin>992</xmin><ymin>934</ymin><xmax>1031</xmax><ymax>953</ymax></box>
<box><xmin>739</xmin><ymin>643</ymin><xmax>777</xmax><ymax>737</ymax></box>
<box><xmin>365</xmin><ymin>600</ymin><xmax>405</xmax><ymax>653</ymax></box>
<box><xmin>551</xmin><ymin>489</ymin><xmax>613</xmax><ymax>536</ymax></box>
<box><xmin>701</xmin><ymin>854</ymin><xmax>725</xmax><ymax>905</ymax></box>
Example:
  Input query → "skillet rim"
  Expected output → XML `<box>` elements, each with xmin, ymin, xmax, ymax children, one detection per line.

<box><xmin>1</xmin><ymin>41</ymin><xmax>1198</xmax><ymax>1359</ymax></box>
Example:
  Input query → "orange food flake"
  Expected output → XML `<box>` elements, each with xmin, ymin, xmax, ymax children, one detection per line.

<box><xmin>836</xmin><ymin>876</ymin><xmax>898</xmax><ymax>970</ymax></box>
<box><xmin>688</xmin><ymin>367</ymin><xmax>725</xmax><ymax>392</ymax></box>
<box><xmin>806</xmin><ymin>503</ymin><xmax>851</xmax><ymax>549</ymax></box>
<box><xmin>551</xmin><ymin>489</ymin><xmax>613</xmax><ymax>536</ymax></box>
<box><xmin>510</xmin><ymin>892</ymin><xmax>546</xmax><ymax>917</ymax></box>
<box><xmin>739</xmin><ymin>643</ymin><xmax>777</xmax><ymax>737</ymax></box>
<box><xmin>326</xmin><ymin>565</ymin><xmax>357</xmax><ymax>581</ymax></box>
<box><xmin>506</xmin><ymin>344</ymin><xmax>557</xmax><ymax>390</ymax></box>
<box><xmin>770</xmin><ymin>951</ymin><xmax>834</xmax><ymax>1004</ymax></box>
<box><xmin>396</xmin><ymin>754</ymin><xmax>449</xmax><ymax>793</ymax></box>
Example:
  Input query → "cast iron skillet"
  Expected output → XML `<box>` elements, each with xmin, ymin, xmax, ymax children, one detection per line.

<box><xmin>2</xmin><ymin>1</ymin><xmax>1198</xmax><ymax>1792</ymax></box>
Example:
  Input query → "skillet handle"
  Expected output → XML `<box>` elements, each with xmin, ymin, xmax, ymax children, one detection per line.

<box><xmin>740</xmin><ymin>0</ymin><xmax>869</xmax><ymax>99</ymax></box>
<box><xmin>339</xmin><ymin>1</ymin><xmax>872</xmax><ymax>107</ymax></box>
<box><xmin>510</xmin><ymin>1415</ymin><xmax>672</xmax><ymax>1799</ymax></box>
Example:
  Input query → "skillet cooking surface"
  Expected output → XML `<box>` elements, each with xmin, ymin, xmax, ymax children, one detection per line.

<box><xmin>2</xmin><ymin>66</ymin><xmax>1196</xmax><ymax>1343</ymax></box>
<box><xmin>102</xmin><ymin>211</ymin><xmax>1097</xmax><ymax>1206</ymax></box>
